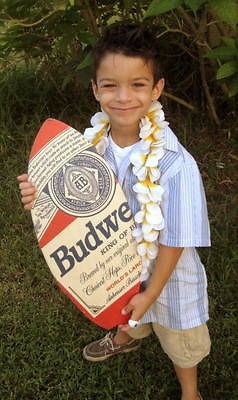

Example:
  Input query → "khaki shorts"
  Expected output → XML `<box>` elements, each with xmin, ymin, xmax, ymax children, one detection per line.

<box><xmin>128</xmin><ymin>322</ymin><xmax>211</xmax><ymax>368</ymax></box>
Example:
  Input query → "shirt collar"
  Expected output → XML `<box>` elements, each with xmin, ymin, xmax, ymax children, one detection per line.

<box><xmin>164</xmin><ymin>126</ymin><xmax>179</xmax><ymax>152</ymax></box>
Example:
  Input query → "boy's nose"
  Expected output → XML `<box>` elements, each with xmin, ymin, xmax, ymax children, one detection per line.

<box><xmin>115</xmin><ymin>87</ymin><xmax>132</xmax><ymax>102</ymax></box>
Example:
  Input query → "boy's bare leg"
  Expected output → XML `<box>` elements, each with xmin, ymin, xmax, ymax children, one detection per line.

<box><xmin>173</xmin><ymin>364</ymin><xmax>200</xmax><ymax>400</ymax></box>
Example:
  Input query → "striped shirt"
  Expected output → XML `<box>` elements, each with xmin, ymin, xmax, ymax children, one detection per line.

<box><xmin>104</xmin><ymin>127</ymin><xmax>210</xmax><ymax>330</ymax></box>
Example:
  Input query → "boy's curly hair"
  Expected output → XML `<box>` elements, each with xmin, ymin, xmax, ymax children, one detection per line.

<box><xmin>91</xmin><ymin>23</ymin><xmax>163</xmax><ymax>85</ymax></box>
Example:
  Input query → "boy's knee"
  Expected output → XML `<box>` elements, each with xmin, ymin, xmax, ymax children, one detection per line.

<box><xmin>152</xmin><ymin>323</ymin><xmax>211</xmax><ymax>368</ymax></box>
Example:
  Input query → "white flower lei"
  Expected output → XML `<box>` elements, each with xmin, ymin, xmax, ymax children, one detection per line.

<box><xmin>84</xmin><ymin>101</ymin><xmax>169</xmax><ymax>281</ymax></box>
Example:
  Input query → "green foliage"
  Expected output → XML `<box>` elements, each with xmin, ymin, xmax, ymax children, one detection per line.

<box><xmin>0</xmin><ymin>0</ymin><xmax>237</xmax><ymax>123</ymax></box>
<box><xmin>144</xmin><ymin>0</ymin><xmax>238</xmax><ymax>22</ymax></box>
<box><xmin>144</xmin><ymin>0</ymin><xmax>235</xmax><ymax>17</ymax></box>
<box><xmin>145</xmin><ymin>0</ymin><xmax>183</xmax><ymax>17</ymax></box>
<box><xmin>209</xmin><ymin>0</ymin><xmax>238</xmax><ymax>29</ymax></box>
<box><xmin>0</xmin><ymin>1</ymin><xmax>148</xmax><ymax>89</ymax></box>
<box><xmin>216</xmin><ymin>61</ymin><xmax>238</xmax><ymax>80</ymax></box>
<box><xmin>184</xmin><ymin>0</ymin><xmax>206</xmax><ymax>12</ymax></box>
<box><xmin>143</xmin><ymin>0</ymin><xmax>238</xmax><ymax>107</ymax></box>
<box><xmin>206</xmin><ymin>37</ymin><xmax>238</xmax><ymax>97</ymax></box>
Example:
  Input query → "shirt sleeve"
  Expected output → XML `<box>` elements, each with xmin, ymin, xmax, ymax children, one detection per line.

<box><xmin>159</xmin><ymin>156</ymin><xmax>211</xmax><ymax>248</ymax></box>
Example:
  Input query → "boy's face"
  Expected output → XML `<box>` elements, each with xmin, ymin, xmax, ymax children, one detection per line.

<box><xmin>92</xmin><ymin>53</ymin><xmax>164</xmax><ymax>135</ymax></box>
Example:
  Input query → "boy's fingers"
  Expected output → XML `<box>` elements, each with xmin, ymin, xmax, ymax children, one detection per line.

<box><xmin>24</xmin><ymin>202</ymin><xmax>34</xmax><ymax>211</ymax></box>
<box><xmin>20</xmin><ymin>187</ymin><xmax>36</xmax><ymax>197</ymax></box>
<box><xmin>121</xmin><ymin>304</ymin><xmax>134</xmax><ymax>315</ymax></box>
<box><xmin>21</xmin><ymin>195</ymin><xmax>35</xmax><ymax>205</ymax></box>
<box><xmin>19</xmin><ymin>181</ymin><xmax>35</xmax><ymax>190</ymax></box>
<box><xmin>17</xmin><ymin>174</ymin><xmax>28</xmax><ymax>182</ymax></box>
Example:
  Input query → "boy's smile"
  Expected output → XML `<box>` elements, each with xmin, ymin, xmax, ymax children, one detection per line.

<box><xmin>92</xmin><ymin>53</ymin><xmax>164</xmax><ymax>146</ymax></box>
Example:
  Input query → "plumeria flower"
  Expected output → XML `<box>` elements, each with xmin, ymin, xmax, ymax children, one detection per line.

<box><xmin>150</xmin><ymin>144</ymin><xmax>165</xmax><ymax>157</ymax></box>
<box><xmin>139</xmin><ymin>115</ymin><xmax>151</xmax><ymax>128</ymax></box>
<box><xmin>130</xmin><ymin>151</ymin><xmax>150</xmax><ymax>181</ymax></box>
<box><xmin>154</xmin><ymin>109</ymin><xmax>165</xmax><ymax>123</ymax></box>
<box><xmin>90</xmin><ymin>110</ymin><xmax>109</xmax><ymax>127</ymax></box>
<box><xmin>148</xmin><ymin>167</ymin><xmax>161</xmax><ymax>182</ymax></box>
<box><xmin>95</xmin><ymin>136</ymin><xmax>109</xmax><ymax>155</ymax></box>
<box><xmin>143</xmin><ymin>229</ymin><xmax>159</xmax><ymax>242</ymax></box>
<box><xmin>145</xmin><ymin>153</ymin><xmax>161</xmax><ymax>167</ymax></box>
<box><xmin>146</xmin><ymin>242</ymin><xmax>158</xmax><ymax>259</ymax></box>
<box><xmin>136</xmin><ymin>192</ymin><xmax>151</xmax><ymax>204</ymax></box>
<box><xmin>149</xmin><ymin>148</ymin><xmax>165</xmax><ymax>162</ymax></box>
<box><xmin>132</xmin><ymin>165</ymin><xmax>147</xmax><ymax>181</ymax></box>
<box><xmin>130</xmin><ymin>151</ymin><xmax>146</xmax><ymax>168</ymax></box>
<box><xmin>139</xmin><ymin>121</ymin><xmax>153</xmax><ymax>140</ymax></box>
<box><xmin>137</xmin><ymin>241</ymin><xmax>148</xmax><ymax>256</ymax></box>
<box><xmin>141</xmin><ymin>222</ymin><xmax>155</xmax><ymax>234</ymax></box>
<box><xmin>133</xmin><ymin>181</ymin><xmax>149</xmax><ymax>195</ymax></box>
<box><xmin>84</xmin><ymin>125</ymin><xmax>106</xmax><ymax>145</ymax></box>
<box><xmin>146</xmin><ymin>201</ymin><xmax>163</xmax><ymax>216</ymax></box>
<box><xmin>133</xmin><ymin>180</ymin><xmax>164</xmax><ymax>202</ymax></box>
<box><xmin>152</xmin><ymin>122</ymin><xmax>169</xmax><ymax>140</ymax></box>
<box><xmin>132</xmin><ymin>227</ymin><xmax>144</xmax><ymax>243</ymax></box>
<box><xmin>151</xmin><ymin>100</ymin><xmax>163</xmax><ymax>112</ymax></box>
<box><xmin>144</xmin><ymin>203</ymin><xmax>164</xmax><ymax>230</ymax></box>
<box><xmin>134</xmin><ymin>209</ymin><xmax>145</xmax><ymax>224</ymax></box>
<box><xmin>137</xmin><ymin>241</ymin><xmax>158</xmax><ymax>260</ymax></box>
<box><xmin>139</xmin><ymin>139</ymin><xmax>152</xmax><ymax>152</ymax></box>
<box><xmin>148</xmin><ymin>183</ymin><xmax>164</xmax><ymax>202</ymax></box>
<box><xmin>145</xmin><ymin>209</ymin><xmax>161</xmax><ymax>225</ymax></box>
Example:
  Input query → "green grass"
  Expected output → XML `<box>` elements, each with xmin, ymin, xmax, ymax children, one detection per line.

<box><xmin>0</xmin><ymin>68</ymin><xmax>237</xmax><ymax>400</ymax></box>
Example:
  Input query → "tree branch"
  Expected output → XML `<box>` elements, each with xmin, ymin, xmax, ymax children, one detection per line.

<box><xmin>0</xmin><ymin>10</ymin><xmax>57</xmax><ymax>27</ymax></box>
<box><xmin>163</xmin><ymin>91</ymin><xmax>197</xmax><ymax>112</ymax></box>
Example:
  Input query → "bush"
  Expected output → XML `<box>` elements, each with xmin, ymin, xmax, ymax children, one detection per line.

<box><xmin>0</xmin><ymin>0</ymin><xmax>237</xmax><ymax>124</ymax></box>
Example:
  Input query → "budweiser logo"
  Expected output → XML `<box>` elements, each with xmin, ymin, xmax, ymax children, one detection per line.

<box><xmin>49</xmin><ymin>201</ymin><xmax>133</xmax><ymax>277</ymax></box>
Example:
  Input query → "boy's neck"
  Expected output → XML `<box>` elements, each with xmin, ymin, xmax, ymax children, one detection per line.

<box><xmin>110</xmin><ymin>125</ymin><xmax>140</xmax><ymax>148</ymax></box>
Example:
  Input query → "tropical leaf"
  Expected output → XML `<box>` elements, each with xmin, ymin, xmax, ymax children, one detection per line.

<box><xmin>184</xmin><ymin>0</ymin><xmax>206</xmax><ymax>13</ymax></box>
<box><xmin>144</xmin><ymin>0</ymin><xmax>183</xmax><ymax>18</ymax></box>
<box><xmin>76</xmin><ymin>52</ymin><xmax>92</xmax><ymax>70</ymax></box>
<box><xmin>221</xmin><ymin>37</ymin><xmax>237</xmax><ymax>48</ymax></box>
<box><xmin>78</xmin><ymin>31</ymin><xmax>97</xmax><ymax>46</ymax></box>
<box><xmin>210</xmin><ymin>0</ymin><xmax>238</xmax><ymax>28</ymax></box>
<box><xmin>216</xmin><ymin>61</ymin><xmax>238</xmax><ymax>79</ymax></box>
<box><xmin>206</xmin><ymin>46</ymin><xmax>238</xmax><ymax>60</ymax></box>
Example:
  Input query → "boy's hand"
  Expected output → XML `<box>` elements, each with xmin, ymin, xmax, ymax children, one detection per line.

<box><xmin>17</xmin><ymin>174</ymin><xmax>37</xmax><ymax>210</ymax></box>
<box><xmin>119</xmin><ymin>291</ymin><xmax>154</xmax><ymax>331</ymax></box>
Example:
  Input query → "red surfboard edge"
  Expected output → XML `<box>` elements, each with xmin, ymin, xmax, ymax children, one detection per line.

<box><xmin>29</xmin><ymin>119</ymin><xmax>69</xmax><ymax>159</ymax></box>
<box><xmin>58</xmin><ymin>280</ymin><xmax>141</xmax><ymax>329</ymax></box>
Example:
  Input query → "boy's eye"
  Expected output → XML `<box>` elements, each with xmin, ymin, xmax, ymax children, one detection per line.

<box><xmin>102</xmin><ymin>84</ymin><xmax>116</xmax><ymax>88</ymax></box>
<box><xmin>133</xmin><ymin>82</ymin><xmax>146</xmax><ymax>87</ymax></box>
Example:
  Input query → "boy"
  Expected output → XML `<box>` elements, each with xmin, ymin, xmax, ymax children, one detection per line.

<box><xmin>18</xmin><ymin>24</ymin><xmax>211</xmax><ymax>400</ymax></box>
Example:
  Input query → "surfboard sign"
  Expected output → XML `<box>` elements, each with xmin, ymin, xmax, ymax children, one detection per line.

<box><xmin>28</xmin><ymin>119</ymin><xmax>142</xmax><ymax>329</ymax></box>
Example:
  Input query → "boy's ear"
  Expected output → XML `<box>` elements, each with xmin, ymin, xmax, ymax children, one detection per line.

<box><xmin>91</xmin><ymin>79</ymin><xmax>100</xmax><ymax>101</ymax></box>
<box><xmin>152</xmin><ymin>78</ymin><xmax>165</xmax><ymax>101</ymax></box>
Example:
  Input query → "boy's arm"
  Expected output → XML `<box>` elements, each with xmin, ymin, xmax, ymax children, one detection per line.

<box><xmin>120</xmin><ymin>244</ymin><xmax>183</xmax><ymax>330</ymax></box>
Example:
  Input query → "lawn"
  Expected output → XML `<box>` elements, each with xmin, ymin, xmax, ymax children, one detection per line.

<box><xmin>0</xmin><ymin>68</ymin><xmax>237</xmax><ymax>399</ymax></box>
